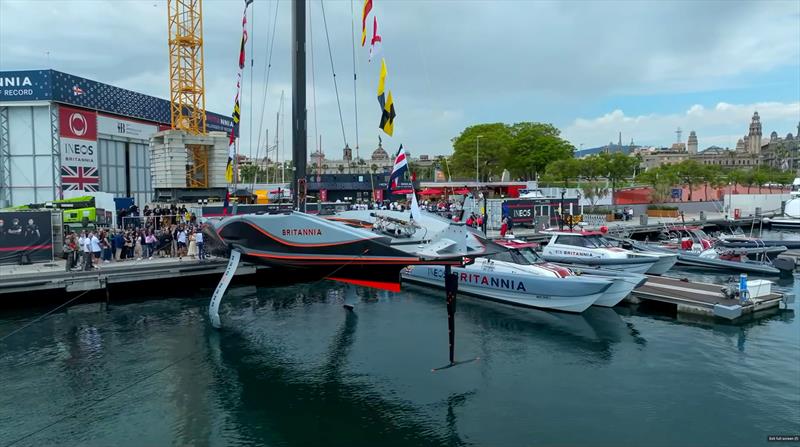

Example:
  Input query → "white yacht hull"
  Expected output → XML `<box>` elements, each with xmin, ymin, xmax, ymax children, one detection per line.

<box><xmin>636</xmin><ymin>252</ymin><xmax>678</xmax><ymax>275</ymax></box>
<box><xmin>402</xmin><ymin>265</ymin><xmax>610</xmax><ymax>313</ymax></box>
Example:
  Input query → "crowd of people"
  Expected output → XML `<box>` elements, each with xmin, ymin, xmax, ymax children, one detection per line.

<box><xmin>63</xmin><ymin>210</ymin><xmax>208</xmax><ymax>271</ymax></box>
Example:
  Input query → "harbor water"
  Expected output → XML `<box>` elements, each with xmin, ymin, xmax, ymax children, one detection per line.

<box><xmin>2</xmin><ymin>247</ymin><xmax>799</xmax><ymax>446</ymax></box>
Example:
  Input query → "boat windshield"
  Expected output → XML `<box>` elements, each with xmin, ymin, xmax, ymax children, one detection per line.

<box><xmin>584</xmin><ymin>235</ymin><xmax>616</xmax><ymax>248</ymax></box>
<box><xmin>693</xmin><ymin>229</ymin><xmax>710</xmax><ymax>240</ymax></box>
<box><xmin>517</xmin><ymin>247</ymin><xmax>543</xmax><ymax>264</ymax></box>
<box><xmin>486</xmin><ymin>248</ymin><xmax>539</xmax><ymax>265</ymax></box>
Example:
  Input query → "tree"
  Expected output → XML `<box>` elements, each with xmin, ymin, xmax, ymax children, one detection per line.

<box><xmin>544</xmin><ymin>158</ymin><xmax>581</xmax><ymax>187</ymax></box>
<box><xmin>337</xmin><ymin>165</ymin><xmax>345</xmax><ymax>174</ymax></box>
<box><xmin>506</xmin><ymin>122</ymin><xmax>574</xmax><ymax>179</ymax></box>
<box><xmin>727</xmin><ymin>169</ymin><xmax>747</xmax><ymax>193</ymax></box>
<box><xmin>577</xmin><ymin>156</ymin><xmax>609</xmax><ymax>211</ymax></box>
<box><xmin>701</xmin><ymin>164</ymin><xmax>722</xmax><ymax>201</ymax></box>
<box><xmin>239</xmin><ymin>164</ymin><xmax>267</xmax><ymax>184</ymax></box>
<box><xmin>639</xmin><ymin>165</ymin><xmax>679</xmax><ymax>203</ymax></box>
<box><xmin>450</xmin><ymin>123</ymin><xmax>511</xmax><ymax>181</ymax></box>
<box><xmin>672</xmin><ymin>160</ymin><xmax>705</xmax><ymax>200</ymax></box>
<box><xmin>450</xmin><ymin>122</ymin><xmax>573</xmax><ymax>181</ymax></box>
<box><xmin>602</xmin><ymin>152</ymin><xmax>637</xmax><ymax>197</ymax></box>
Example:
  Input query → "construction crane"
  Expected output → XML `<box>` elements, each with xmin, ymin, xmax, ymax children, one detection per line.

<box><xmin>167</xmin><ymin>0</ymin><xmax>209</xmax><ymax>188</ymax></box>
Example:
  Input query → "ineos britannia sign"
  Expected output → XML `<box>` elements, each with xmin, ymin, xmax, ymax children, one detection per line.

<box><xmin>59</xmin><ymin>106</ymin><xmax>99</xmax><ymax>192</ymax></box>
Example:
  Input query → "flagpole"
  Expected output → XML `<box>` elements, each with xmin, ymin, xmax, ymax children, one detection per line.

<box><xmin>249</xmin><ymin>2</ymin><xmax>254</xmax><ymax>162</ymax></box>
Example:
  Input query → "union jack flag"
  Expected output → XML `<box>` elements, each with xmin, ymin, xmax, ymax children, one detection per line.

<box><xmin>61</xmin><ymin>166</ymin><xmax>99</xmax><ymax>192</ymax></box>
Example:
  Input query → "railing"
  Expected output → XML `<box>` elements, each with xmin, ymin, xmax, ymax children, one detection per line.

<box><xmin>121</xmin><ymin>213</ymin><xmax>193</xmax><ymax>230</ymax></box>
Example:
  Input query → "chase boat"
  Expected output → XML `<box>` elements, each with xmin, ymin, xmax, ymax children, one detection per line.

<box><xmin>540</xmin><ymin>230</ymin><xmax>660</xmax><ymax>274</ymax></box>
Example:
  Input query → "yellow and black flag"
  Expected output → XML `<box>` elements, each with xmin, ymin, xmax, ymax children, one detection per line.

<box><xmin>380</xmin><ymin>91</ymin><xmax>395</xmax><ymax>136</ymax></box>
<box><xmin>376</xmin><ymin>59</ymin><xmax>395</xmax><ymax>136</ymax></box>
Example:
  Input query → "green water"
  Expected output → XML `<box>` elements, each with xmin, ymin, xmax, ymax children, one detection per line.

<box><xmin>1</xmin><ymin>268</ymin><xmax>798</xmax><ymax>447</ymax></box>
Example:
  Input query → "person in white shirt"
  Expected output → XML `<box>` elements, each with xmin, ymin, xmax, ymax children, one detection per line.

<box><xmin>177</xmin><ymin>227</ymin><xmax>188</xmax><ymax>258</ymax></box>
<box><xmin>90</xmin><ymin>232</ymin><xmax>101</xmax><ymax>267</ymax></box>
<box><xmin>82</xmin><ymin>232</ymin><xmax>93</xmax><ymax>270</ymax></box>
<box><xmin>195</xmin><ymin>228</ymin><xmax>205</xmax><ymax>260</ymax></box>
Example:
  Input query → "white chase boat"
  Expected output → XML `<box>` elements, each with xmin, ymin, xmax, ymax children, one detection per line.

<box><xmin>402</xmin><ymin>240</ymin><xmax>641</xmax><ymax>312</ymax></box>
<box><xmin>500</xmin><ymin>240</ymin><xmax>646</xmax><ymax>307</ymax></box>
<box><xmin>540</xmin><ymin>230</ymin><xmax>660</xmax><ymax>274</ymax></box>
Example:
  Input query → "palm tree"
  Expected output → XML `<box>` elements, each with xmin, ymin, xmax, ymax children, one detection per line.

<box><xmin>337</xmin><ymin>165</ymin><xmax>345</xmax><ymax>174</ymax></box>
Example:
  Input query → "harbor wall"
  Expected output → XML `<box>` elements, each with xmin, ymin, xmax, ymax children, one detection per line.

<box><xmin>723</xmin><ymin>193</ymin><xmax>791</xmax><ymax>217</ymax></box>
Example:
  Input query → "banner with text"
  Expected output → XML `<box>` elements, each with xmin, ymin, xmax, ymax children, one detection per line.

<box><xmin>97</xmin><ymin>114</ymin><xmax>158</xmax><ymax>140</ymax></box>
<box><xmin>59</xmin><ymin>106</ymin><xmax>99</xmax><ymax>192</ymax></box>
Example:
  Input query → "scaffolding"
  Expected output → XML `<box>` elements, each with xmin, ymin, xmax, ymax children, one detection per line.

<box><xmin>167</xmin><ymin>0</ymin><xmax>209</xmax><ymax>187</ymax></box>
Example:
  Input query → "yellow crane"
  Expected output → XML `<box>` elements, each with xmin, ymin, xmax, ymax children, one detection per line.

<box><xmin>167</xmin><ymin>0</ymin><xmax>208</xmax><ymax>188</ymax></box>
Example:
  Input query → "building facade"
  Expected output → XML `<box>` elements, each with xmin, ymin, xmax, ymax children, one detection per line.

<box><xmin>0</xmin><ymin>69</ymin><xmax>232</xmax><ymax>208</ymax></box>
<box><xmin>637</xmin><ymin>112</ymin><xmax>799</xmax><ymax>172</ymax></box>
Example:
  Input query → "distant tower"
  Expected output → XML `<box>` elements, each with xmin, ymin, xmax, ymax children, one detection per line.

<box><xmin>618</xmin><ymin>132</ymin><xmax>622</xmax><ymax>148</ymax></box>
<box><xmin>736</xmin><ymin>138</ymin><xmax>746</xmax><ymax>152</ymax></box>
<box><xmin>687</xmin><ymin>130</ymin><xmax>698</xmax><ymax>154</ymax></box>
<box><xmin>748</xmin><ymin>111</ymin><xmax>762</xmax><ymax>154</ymax></box>
<box><xmin>675</xmin><ymin>127</ymin><xmax>682</xmax><ymax>143</ymax></box>
<box><xmin>343</xmin><ymin>143</ymin><xmax>352</xmax><ymax>162</ymax></box>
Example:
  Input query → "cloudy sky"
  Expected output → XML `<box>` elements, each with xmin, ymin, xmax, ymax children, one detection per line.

<box><xmin>1</xmin><ymin>0</ymin><xmax>799</xmax><ymax>158</ymax></box>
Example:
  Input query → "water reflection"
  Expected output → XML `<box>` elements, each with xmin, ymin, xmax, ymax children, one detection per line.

<box><xmin>206</xmin><ymin>297</ymin><xmax>463</xmax><ymax>447</ymax></box>
<box><xmin>403</xmin><ymin>283</ymin><xmax>642</xmax><ymax>364</ymax></box>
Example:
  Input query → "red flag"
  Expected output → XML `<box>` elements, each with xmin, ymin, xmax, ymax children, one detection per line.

<box><xmin>369</xmin><ymin>16</ymin><xmax>382</xmax><ymax>62</ymax></box>
<box><xmin>238</xmin><ymin>13</ymin><xmax>248</xmax><ymax>69</ymax></box>
<box><xmin>360</xmin><ymin>0</ymin><xmax>373</xmax><ymax>46</ymax></box>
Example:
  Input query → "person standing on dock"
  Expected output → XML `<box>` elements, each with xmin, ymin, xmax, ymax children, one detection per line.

<box><xmin>113</xmin><ymin>230</ymin><xmax>124</xmax><ymax>261</ymax></box>
<box><xmin>195</xmin><ymin>228</ymin><xmax>205</xmax><ymax>260</ymax></box>
<box><xmin>90</xmin><ymin>231</ymin><xmax>101</xmax><ymax>267</ymax></box>
<box><xmin>176</xmin><ymin>226</ymin><xmax>187</xmax><ymax>259</ymax></box>
<box><xmin>82</xmin><ymin>232</ymin><xmax>93</xmax><ymax>270</ymax></box>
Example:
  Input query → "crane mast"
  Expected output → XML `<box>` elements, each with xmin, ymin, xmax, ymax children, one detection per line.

<box><xmin>167</xmin><ymin>0</ymin><xmax>209</xmax><ymax>187</ymax></box>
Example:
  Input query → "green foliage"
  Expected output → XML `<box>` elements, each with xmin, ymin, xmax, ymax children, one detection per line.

<box><xmin>647</xmin><ymin>204</ymin><xmax>679</xmax><ymax>210</ymax></box>
<box><xmin>505</xmin><ymin>122</ymin><xmax>574</xmax><ymax>179</ymax></box>
<box><xmin>580</xmin><ymin>181</ymin><xmax>609</xmax><ymax>212</ymax></box>
<box><xmin>638</xmin><ymin>165</ymin><xmax>679</xmax><ymax>203</ymax></box>
<box><xmin>239</xmin><ymin>164</ymin><xmax>268</xmax><ymax>184</ymax></box>
<box><xmin>543</xmin><ymin>158</ymin><xmax>581</xmax><ymax>187</ymax></box>
<box><xmin>602</xmin><ymin>152</ymin><xmax>638</xmax><ymax>194</ymax></box>
<box><xmin>450</xmin><ymin>122</ymin><xmax>573</xmax><ymax>180</ymax></box>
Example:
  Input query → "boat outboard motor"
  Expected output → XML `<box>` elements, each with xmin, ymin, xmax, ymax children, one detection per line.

<box><xmin>773</xmin><ymin>257</ymin><xmax>795</xmax><ymax>276</ymax></box>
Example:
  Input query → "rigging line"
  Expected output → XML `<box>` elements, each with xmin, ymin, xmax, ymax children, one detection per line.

<box><xmin>251</xmin><ymin>0</ymin><xmax>271</xmax><ymax>188</ymax></box>
<box><xmin>253</xmin><ymin>0</ymin><xmax>281</xmax><ymax>189</ymax></box>
<box><xmin>0</xmin><ymin>289</ymin><xmax>92</xmax><ymax>343</ymax></box>
<box><xmin>3</xmin><ymin>250</ymin><xmax>375</xmax><ymax>447</ymax></box>
<box><xmin>319</xmin><ymin>0</ymin><xmax>348</xmax><ymax>148</ymax></box>
<box><xmin>309</xmin><ymin>0</ymin><xmax>319</xmax><ymax>156</ymax></box>
<box><xmin>249</xmin><ymin>1</ymin><xmax>254</xmax><ymax>159</ymax></box>
<box><xmin>349</xmin><ymin>0</ymin><xmax>360</xmax><ymax>161</ymax></box>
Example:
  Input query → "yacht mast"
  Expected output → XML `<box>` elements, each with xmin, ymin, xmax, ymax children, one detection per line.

<box><xmin>292</xmin><ymin>0</ymin><xmax>307</xmax><ymax>210</ymax></box>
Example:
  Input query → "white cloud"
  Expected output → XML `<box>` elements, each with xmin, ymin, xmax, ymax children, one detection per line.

<box><xmin>563</xmin><ymin>101</ymin><xmax>800</xmax><ymax>149</ymax></box>
<box><xmin>0</xmin><ymin>0</ymin><xmax>798</xmax><ymax>156</ymax></box>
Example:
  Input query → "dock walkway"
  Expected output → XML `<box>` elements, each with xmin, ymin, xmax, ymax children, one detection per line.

<box><xmin>630</xmin><ymin>275</ymin><xmax>790</xmax><ymax>320</ymax></box>
<box><xmin>0</xmin><ymin>257</ymin><xmax>263</xmax><ymax>297</ymax></box>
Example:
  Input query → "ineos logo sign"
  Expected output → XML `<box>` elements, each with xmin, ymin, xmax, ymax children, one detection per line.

<box><xmin>68</xmin><ymin>113</ymin><xmax>88</xmax><ymax>137</ymax></box>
